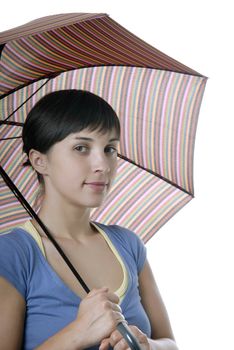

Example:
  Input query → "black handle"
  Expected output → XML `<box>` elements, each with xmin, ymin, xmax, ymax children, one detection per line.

<box><xmin>117</xmin><ymin>322</ymin><xmax>142</xmax><ymax>350</ymax></box>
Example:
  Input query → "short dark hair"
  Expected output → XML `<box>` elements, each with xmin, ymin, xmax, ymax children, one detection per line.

<box><xmin>22</xmin><ymin>90</ymin><xmax>120</xmax><ymax>181</ymax></box>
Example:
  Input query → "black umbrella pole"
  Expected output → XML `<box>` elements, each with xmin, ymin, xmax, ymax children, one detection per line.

<box><xmin>0</xmin><ymin>165</ymin><xmax>35</xmax><ymax>221</ymax></box>
<box><xmin>0</xmin><ymin>164</ymin><xmax>90</xmax><ymax>293</ymax></box>
<box><xmin>117</xmin><ymin>323</ymin><xmax>142</xmax><ymax>350</ymax></box>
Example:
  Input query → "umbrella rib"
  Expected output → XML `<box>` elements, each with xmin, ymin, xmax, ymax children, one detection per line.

<box><xmin>0</xmin><ymin>136</ymin><xmax>22</xmax><ymax>140</ymax></box>
<box><xmin>0</xmin><ymin>64</ymin><xmax>206</xmax><ymax>101</ymax></box>
<box><xmin>0</xmin><ymin>165</ymin><xmax>90</xmax><ymax>294</ymax></box>
<box><xmin>2</xmin><ymin>77</ymin><xmax>53</xmax><ymax>123</ymax></box>
<box><xmin>117</xmin><ymin>153</ymin><xmax>194</xmax><ymax>197</ymax></box>
<box><xmin>0</xmin><ymin>120</ymin><xmax>24</xmax><ymax>126</ymax></box>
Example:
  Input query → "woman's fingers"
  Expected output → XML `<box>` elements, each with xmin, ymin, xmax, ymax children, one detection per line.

<box><xmin>100</xmin><ymin>300</ymin><xmax>122</xmax><ymax>313</ymax></box>
<box><xmin>87</xmin><ymin>287</ymin><xmax>109</xmax><ymax>296</ymax></box>
<box><xmin>87</xmin><ymin>287</ymin><xmax>120</xmax><ymax>305</ymax></box>
<box><xmin>109</xmin><ymin>329</ymin><xmax>122</xmax><ymax>345</ymax></box>
<box><xmin>76</xmin><ymin>287</ymin><xmax>125</xmax><ymax>347</ymax></box>
<box><xmin>108</xmin><ymin>310</ymin><xmax>125</xmax><ymax>328</ymax></box>
<box><xmin>99</xmin><ymin>338</ymin><xmax>110</xmax><ymax>350</ymax></box>
<box><xmin>106</xmin><ymin>291</ymin><xmax>120</xmax><ymax>305</ymax></box>
<box><xmin>109</xmin><ymin>325</ymin><xmax>150</xmax><ymax>350</ymax></box>
<box><xmin>113</xmin><ymin>303</ymin><xmax>122</xmax><ymax>312</ymax></box>
<box><xmin>113</xmin><ymin>338</ymin><xmax>130</xmax><ymax>350</ymax></box>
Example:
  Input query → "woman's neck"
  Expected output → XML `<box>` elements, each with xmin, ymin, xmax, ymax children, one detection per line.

<box><xmin>33</xmin><ymin>197</ymin><xmax>94</xmax><ymax>241</ymax></box>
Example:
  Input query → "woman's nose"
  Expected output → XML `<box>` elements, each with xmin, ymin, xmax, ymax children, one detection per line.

<box><xmin>92</xmin><ymin>153</ymin><xmax>111</xmax><ymax>173</ymax></box>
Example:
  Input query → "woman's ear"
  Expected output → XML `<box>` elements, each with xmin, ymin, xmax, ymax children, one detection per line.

<box><xmin>28</xmin><ymin>149</ymin><xmax>48</xmax><ymax>175</ymax></box>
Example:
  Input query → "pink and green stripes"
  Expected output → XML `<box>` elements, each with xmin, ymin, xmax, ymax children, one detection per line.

<box><xmin>0</xmin><ymin>13</ymin><xmax>200</xmax><ymax>96</ymax></box>
<box><xmin>91</xmin><ymin>158</ymin><xmax>192</xmax><ymax>242</ymax></box>
<box><xmin>0</xmin><ymin>138</ymin><xmax>38</xmax><ymax>233</ymax></box>
<box><xmin>0</xmin><ymin>13</ymin><xmax>207</xmax><ymax>239</ymax></box>
<box><xmin>0</xmin><ymin>65</ymin><xmax>205</xmax><ymax>238</ymax></box>
<box><xmin>0</xmin><ymin>150</ymin><xmax>191</xmax><ymax>242</ymax></box>
<box><xmin>1</xmin><ymin>66</ymin><xmax>206</xmax><ymax>194</ymax></box>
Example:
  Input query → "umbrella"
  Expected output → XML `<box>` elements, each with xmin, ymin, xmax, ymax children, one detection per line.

<box><xmin>0</xmin><ymin>13</ymin><xmax>207</xmax><ymax>243</ymax></box>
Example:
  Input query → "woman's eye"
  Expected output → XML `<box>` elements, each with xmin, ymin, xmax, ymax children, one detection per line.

<box><xmin>105</xmin><ymin>146</ymin><xmax>118</xmax><ymax>154</ymax></box>
<box><xmin>75</xmin><ymin>145</ymin><xmax>89</xmax><ymax>152</ymax></box>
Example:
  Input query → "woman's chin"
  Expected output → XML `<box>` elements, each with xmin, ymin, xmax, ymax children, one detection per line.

<box><xmin>89</xmin><ymin>200</ymin><xmax>106</xmax><ymax>209</ymax></box>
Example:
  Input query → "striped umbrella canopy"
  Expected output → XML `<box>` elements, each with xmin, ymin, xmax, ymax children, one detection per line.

<box><xmin>0</xmin><ymin>13</ymin><xmax>207</xmax><ymax>242</ymax></box>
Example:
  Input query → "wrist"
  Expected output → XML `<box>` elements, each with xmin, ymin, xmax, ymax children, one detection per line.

<box><xmin>69</xmin><ymin>320</ymin><xmax>88</xmax><ymax>350</ymax></box>
<box><xmin>34</xmin><ymin>321</ymin><xmax>88</xmax><ymax>350</ymax></box>
<box><xmin>148</xmin><ymin>338</ymin><xmax>179</xmax><ymax>350</ymax></box>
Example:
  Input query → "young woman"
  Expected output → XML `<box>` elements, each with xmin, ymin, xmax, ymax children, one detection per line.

<box><xmin>0</xmin><ymin>90</ymin><xmax>178</xmax><ymax>350</ymax></box>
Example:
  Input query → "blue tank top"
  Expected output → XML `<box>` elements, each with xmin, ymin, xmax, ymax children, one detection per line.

<box><xmin>0</xmin><ymin>223</ymin><xmax>151</xmax><ymax>350</ymax></box>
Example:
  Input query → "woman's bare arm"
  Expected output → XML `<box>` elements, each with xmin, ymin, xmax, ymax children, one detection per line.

<box><xmin>138</xmin><ymin>259</ymin><xmax>179</xmax><ymax>350</ymax></box>
<box><xmin>0</xmin><ymin>277</ymin><xmax>26</xmax><ymax>350</ymax></box>
<box><xmin>100</xmin><ymin>259</ymin><xmax>179</xmax><ymax>350</ymax></box>
<box><xmin>0</xmin><ymin>281</ymin><xmax>124</xmax><ymax>350</ymax></box>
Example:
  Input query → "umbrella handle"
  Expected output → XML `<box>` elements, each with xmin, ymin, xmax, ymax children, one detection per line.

<box><xmin>116</xmin><ymin>322</ymin><xmax>142</xmax><ymax>350</ymax></box>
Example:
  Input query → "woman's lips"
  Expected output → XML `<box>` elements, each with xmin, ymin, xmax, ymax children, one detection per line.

<box><xmin>84</xmin><ymin>182</ymin><xmax>108</xmax><ymax>192</ymax></box>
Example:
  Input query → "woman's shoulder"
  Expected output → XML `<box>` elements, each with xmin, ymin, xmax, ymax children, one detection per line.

<box><xmin>1</xmin><ymin>226</ymin><xmax>31</xmax><ymax>241</ymax></box>
<box><xmin>0</xmin><ymin>227</ymin><xmax>38</xmax><ymax>297</ymax></box>
<box><xmin>94</xmin><ymin>222</ymin><xmax>140</xmax><ymax>244</ymax></box>
<box><xmin>0</xmin><ymin>226</ymin><xmax>39</xmax><ymax>257</ymax></box>
<box><xmin>94</xmin><ymin>222</ymin><xmax>146</xmax><ymax>270</ymax></box>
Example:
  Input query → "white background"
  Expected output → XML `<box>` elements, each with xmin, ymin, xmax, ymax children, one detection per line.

<box><xmin>1</xmin><ymin>1</ymin><xmax>234</xmax><ymax>349</ymax></box>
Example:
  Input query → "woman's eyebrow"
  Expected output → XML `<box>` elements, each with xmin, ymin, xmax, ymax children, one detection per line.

<box><xmin>108</xmin><ymin>138</ymin><xmax>120</xmax><ymax>142</ymax></box>
<box><xmin>74</xmin><ymin>137</ymin><xmax>119</xmax><ymax>142</ymax></box>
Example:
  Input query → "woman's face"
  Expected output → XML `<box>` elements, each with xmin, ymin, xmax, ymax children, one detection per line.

<box><xmin>42</xmin><ymin>128</ymin><xmax>119</xmax><ymax>209</ymax></box>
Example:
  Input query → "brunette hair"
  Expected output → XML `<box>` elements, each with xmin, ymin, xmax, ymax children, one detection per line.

<box><xmin>22</xmin><ymin>89</ymin><xmax>120</xmax><ymax>182</ymax></box>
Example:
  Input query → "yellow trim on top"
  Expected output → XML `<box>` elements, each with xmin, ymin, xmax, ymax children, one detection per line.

<box><xmin>91</xmin><ymin>222</ymin><xmax>128</xmax><ymax>300</ymax></box>
<box><xmin>19</xmin><ymin>221</ymin><xmax>128</xmax><ymax>300</ymax></box>
<box><xmin>20</xmin><ymin>221</ymin><xmax>46</xmax><ymax>257</ymax></box>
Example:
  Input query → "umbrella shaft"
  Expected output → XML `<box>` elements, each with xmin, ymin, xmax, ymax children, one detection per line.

<box><xmin>0</xmin><ymin>164</ymin><xmax>90</xmax><ymax>293</ymax></box>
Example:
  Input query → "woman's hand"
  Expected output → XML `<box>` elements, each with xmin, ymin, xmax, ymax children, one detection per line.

<box><xmin>100</xmin><ymin>325</ymin><xmax>151</xmax><ymax>350</ymax></box>
<box><xmin>74</xmin><ymin>287</ymin><xmax>125</xmax><ymax>348</ymax></box>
